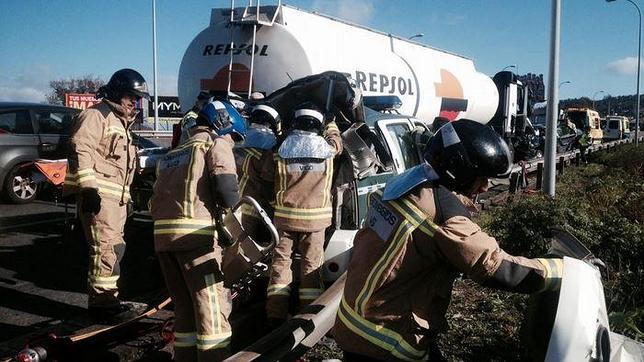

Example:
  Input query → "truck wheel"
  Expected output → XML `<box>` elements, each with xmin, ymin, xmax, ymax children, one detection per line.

<box><xmin>4</xmin><ymin>164</ymin><xmax>38</xmax><ymax>204</ymax></box>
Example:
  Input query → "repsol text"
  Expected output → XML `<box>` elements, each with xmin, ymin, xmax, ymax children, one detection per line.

<box><xmin>202</xmin><ymin>44</ymin><xmax>269</xmax><ymax>56</ymax></box>
<box><xmin>343</xmin><ymin>71</ymin><xmax>415</xmax><ymax>95</ymax></box>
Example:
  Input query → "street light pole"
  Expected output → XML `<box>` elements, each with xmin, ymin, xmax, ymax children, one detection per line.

<box><xmin>592</xmin><ymin>90</ymin><xmax>605</xmax><ymax>110</ymax></box>
<box><xmin>544</xmin><ymin>0</ymin><xmax>561</xmax><ymax>197</ymax></box>
<box><xmin>606</xmin><ymin>0</ymin><xmax>641</xmax><ymax>146</ymax></box>
<box><xmin>152</xmin><ymin>0</ymin><xmax>159</xmax><ymax>131</ymax></box>
<box><xmin>408</xmin><ymin>33</ymin><xmax>424</xmax><ymax>41</ymax></box>
<box><xmin>502</xmin><ymin>64</ymin><xmax>518</xmax><ymax>75</ymax></box>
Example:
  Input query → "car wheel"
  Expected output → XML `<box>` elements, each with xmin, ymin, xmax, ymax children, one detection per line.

<box><xmin>4</xmin><ymin>165</ymin><xmax>38</xmax><ymax>204</ymax></box>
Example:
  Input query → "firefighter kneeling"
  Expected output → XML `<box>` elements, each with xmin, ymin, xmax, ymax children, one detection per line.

<box><xmin>262</xmin><ymin>103</ymin><xmax>343</xmax><ymax>327</ymax></box>
<box><xmin>334</xmin><ymin>120</ymin><xmax>564</xmax><ymax>361</ymax></box>
<box><xmin>151</xmin><ymin>100</ymin><xmax>245</xmax><ymax>361</ymax></box>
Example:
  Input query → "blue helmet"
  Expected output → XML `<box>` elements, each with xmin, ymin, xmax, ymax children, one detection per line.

<box><xmin>199</xmin><ymin>100</ymin><xmax>247</xmax><ymax>141</ymax></box>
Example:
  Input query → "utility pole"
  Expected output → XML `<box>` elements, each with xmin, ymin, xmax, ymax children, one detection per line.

<box><xmin>544</xmin><ymin>0</ymin><xmax>561</xmax><ymax>197</ymax></box>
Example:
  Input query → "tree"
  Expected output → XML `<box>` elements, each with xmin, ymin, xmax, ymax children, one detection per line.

<box><xmin>46</xmin><ymin>75</ymin><xmax>105</xmax><ymax>105</ymax></box>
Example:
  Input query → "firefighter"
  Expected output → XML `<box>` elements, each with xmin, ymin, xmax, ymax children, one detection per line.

<box><xmin>235</xmin><ymin>104</ymin><xmax>280</xmax><ymax>245</ymax></box>
<box><xmin>64</xmin><ymin>68</ymin><xmax>149</xmax><ymax>318</ymax></box>
<box><xmin>262</xmin><ymin>103</ymin><xmax>343</xmax><ymax>326</ymax></box>
<box><xmin>334</xmin><ymin>120</ymin><xmax>564</xmax><ymax>361</ymax></box>
<box><xmin>172</xmin><ymin>91</ymin><xmax>212</xmax><ymax>148</ymax></box>
<box><xmin>151</xmin><ymin>100</ymin><xmax>245</xmax><ymax>361</ymax></box>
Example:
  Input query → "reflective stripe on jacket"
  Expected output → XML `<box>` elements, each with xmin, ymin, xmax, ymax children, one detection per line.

<box><xmin>151</xmin><ymin>127</ymin><xmax>239</xmax><ymax>251</ymax></box>
<box><xmin>235</xmin><ymin>147</ymin><xmax>274</xmax><ymax>218</ymax></box>
<box><xmin>334</xmin><ymin>187</ymin><xmax>562</xmax><ymax>361</ymax></box>
<box><xmin>64</xmin><ymin>100</ymin><xmax>137</xmax><ymax>203</ymax></box>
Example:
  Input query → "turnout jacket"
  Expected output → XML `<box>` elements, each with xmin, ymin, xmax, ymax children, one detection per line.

<box><xmin>64</xmin><ymin>100</ymin><xmax>137</xmax><ymax>204</ymax></box>
<box><xmin>260</xmin><ymin>122</ymin><xmax>343</xmax><ymax>232</ymax></box>
<box><xmin>151</xmin><ymin>127</ymin><xmax>239</xmax><ymax>252</ymax></box>
<box><xmin>334</xmin><ymin>181</ymin><xmax>563</xmax><ymax>361</ymax></box>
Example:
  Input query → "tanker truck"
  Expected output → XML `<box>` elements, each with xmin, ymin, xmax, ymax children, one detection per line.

<box><xmin>178</xmin><ymin>2</ymin><xmax>501</xmax><ymax>125</ymax></box>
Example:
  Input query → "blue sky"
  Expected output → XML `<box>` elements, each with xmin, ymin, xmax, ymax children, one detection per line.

<box><xmin>0</xmin><ymin>0</ymin><xmax>640</xmax><ymax>103</ymax></box>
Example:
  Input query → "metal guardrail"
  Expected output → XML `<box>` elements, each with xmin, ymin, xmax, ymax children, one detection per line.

<box><xmin>507</xmin><ymin>135</ymin><xmax>643</xmax><ymax>193</ymax></box>
<box><xmin>132</xmin><ymin>130</ymin><xmax>173</xmax><ymax>139</ymax></box>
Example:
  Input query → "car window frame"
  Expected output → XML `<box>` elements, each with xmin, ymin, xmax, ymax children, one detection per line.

<box><xmin>32</xmin><ymin>107</ymin><xmax>78</xmax><ymax>135</ymax></box>
<box><xmin>0</xmin><ymin>108</ymin><xmax>36</xmax><ymax>135</ymax></box>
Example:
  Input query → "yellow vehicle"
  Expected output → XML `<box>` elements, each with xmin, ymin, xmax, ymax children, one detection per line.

<box><xmin>565</xmin><ymin>108</ymin><xmax>603</xmax><ymax>144</ymax></box>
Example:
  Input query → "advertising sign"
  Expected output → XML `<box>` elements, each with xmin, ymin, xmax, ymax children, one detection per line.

<box><xmin>148</xmin><ymin>96</ymin><xmax>182</xmax><ymax>118</ymax></box>
<box><xmin>65</xmin><ymin>93</ymin><xmax>99</xmax><ymax>110</ymax></box>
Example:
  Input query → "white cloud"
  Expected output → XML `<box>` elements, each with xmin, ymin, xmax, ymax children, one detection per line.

<box><xmin>0</xmin><ymin>64</ymin><xmax>52</xmax><ymax>103</ymax></box>
<box><xmin>605</xmin><ymin>57</ymin><xmax>642</xmax><ymax>76</ymax></box>
<box><xmin>311</xmin><ymin>0</ymin><xmax>375</xmax><ymax>25</ymax></box>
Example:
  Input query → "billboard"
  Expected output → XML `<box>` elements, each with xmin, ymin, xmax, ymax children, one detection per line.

<box><xmin>148</xmin><ymin>96</ymin><xmax>182</xmax><ymax>118</ymax></box>
<box><xmin>65</xmin><ymin>93</ymin><xmax>99</xmax><ymax>110</ymax></box>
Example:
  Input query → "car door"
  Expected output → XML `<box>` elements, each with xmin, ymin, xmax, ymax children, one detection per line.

<box><xmin>0</xmin><ymin>108</ymin><xmax>40</xmax><ymax>169</ymax></box>
<box><xmin>375</xmin><ymin>118</ymin><xmax>419</xmax><ymax>174</ymax></box>
<box><xmin>33</xmin><ymin>107</ymin><xmax>78</xmax><ymax>160</ymax></box>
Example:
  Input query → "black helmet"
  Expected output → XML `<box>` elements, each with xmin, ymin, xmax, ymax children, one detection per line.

<box><xmin>250</xmin><ymin>104</ymin><xmax>280</xmax><ymax>131</ymax></box>
<box><xmin>98</xmin><ymin>68</ymin><xmax>150</xmax><ymax>101</ymax></box>
<box><xmin>424</xmin><ymin>119</ymin><xmax>512</xmax><ymax>193</ymax></box>
<box><xmin>292</xmin><ymin>102</ymin><xmax>324</xmax><ymax>134</ymax></box>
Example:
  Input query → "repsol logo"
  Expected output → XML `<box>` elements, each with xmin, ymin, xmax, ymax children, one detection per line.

<box><xmin>202</xmin><ymin>44</ymin><xmax>269</xmax><ymax>56</ymax></box>
<box><xmin>343</xmin><ymin>71</ymin><xmax>415</xmax><ymax>95</ymax></box>
<box><xmin>371</xmin><ymin>199</ymin><xmax>397</xmax><ymax>226</ymax></box>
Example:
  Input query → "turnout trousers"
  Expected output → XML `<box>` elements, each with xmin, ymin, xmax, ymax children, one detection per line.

<box><xmin>266</xmin><ymin>229</ymin><xmax>325</xmax><ymax>319</ymax></box>
<box><xmin>157</xmin><ymin>246</ymin><xmax>232</xmax><ymax>362</ymax></box>
<box><xmin>78</xmin><ymin>196</ymin><xmax>127</xmax><ymax>308</ymax></box>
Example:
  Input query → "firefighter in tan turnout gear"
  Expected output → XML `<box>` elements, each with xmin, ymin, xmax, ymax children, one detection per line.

<box><xmin>334</xmin><ymin>120</ymin><xmax>564</xmax><ymax>361</ymax></box>
<box><xmin>262</xmin><ymin>103</ymin><xmax>343</xmax><ymax>326</ymax></box>
<box><xmin>151</xmin><ymin>100</ymin><xmax>246</xmax><ymax>361</ymax></box>
<box><xmin>234</xmin><ymin>104</ymin><xmax>280</xmax><ymax>245</ymax></box>
<box><xmin>64</xmin><ymin>68</ymin><xmax>149</xmax><ymax>317</ymax></box>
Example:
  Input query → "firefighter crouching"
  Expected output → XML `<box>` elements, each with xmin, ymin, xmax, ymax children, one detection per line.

<box><xmin>261</xmin><ymin>103</ymin><xmax>343</xmax><ymax>326</ymax></box>
<box><xmin>64</xmin><ymin>68</ymin><xmax>149</xmax><ymax>318</ymax></box>
<box><xmin>151</xmin><ymin>100</ymin><xmax>246</xmax><ymax>361</ymax></box>
<box><xmin>234</xmin><ymin>104</ymin><xmax>280</xmax><ymax>245</ymax></box>
<box><xmin>334</xmin><ymin>120</ymin><xmax>564</xmax><ymax>361</ymax></box>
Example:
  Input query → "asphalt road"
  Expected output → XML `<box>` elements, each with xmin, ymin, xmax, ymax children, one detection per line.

<box><xmin>0</xmin><ymin>200</ymin><xmax>267</xmax><ymax>361</ymax></box>
<box><xmin>0</xmin><ymin>200</ymin><xmax>171</xmax><ymax>361</ymax></box>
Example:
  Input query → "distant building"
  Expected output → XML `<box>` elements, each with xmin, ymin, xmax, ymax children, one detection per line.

<box><xmin>518</xmin><ymin>73</ymin><xmax>545</xmax><ymax>102</ymax></box>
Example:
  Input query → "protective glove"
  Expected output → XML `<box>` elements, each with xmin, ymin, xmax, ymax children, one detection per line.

<box><xmin>81</xmin><ymin>188</ymin><xmax>101</xmax><ymax>214</ymax></box>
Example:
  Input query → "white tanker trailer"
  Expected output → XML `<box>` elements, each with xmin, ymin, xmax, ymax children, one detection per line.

<box><xmin>178</xmin><ymin>3</ymin><xmax>500</xmax><ymax>124</ymax></box>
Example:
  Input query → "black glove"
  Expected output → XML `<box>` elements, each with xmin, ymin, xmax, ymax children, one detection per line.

<box><xmin>215</xmin><ymin>208</ymin><xmax>234</xmax><ymax>247</ymax></box>
<box><xmin>81</xmin><ymin>188</ymin><xmax>101</xmax><ymax>214</ymax></box>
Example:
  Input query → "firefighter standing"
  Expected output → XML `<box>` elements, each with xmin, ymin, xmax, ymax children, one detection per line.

<box><xmin>172</xmin><ymin>91</ymin><xmax>212</xmax><ymax>148</ymax></box>
<box><xmin>235</xmin><ymin>104</ymin><xmax>280</xmax><ymax>245</ymax></box>
<box><xmin>64</xmin><ymin>68</ymin><xmax>149</xmax><ymax>317</ymax></box>
<box><xmin>151</xmin><ymin>100</ymin><xmax>246</xmax><ymax>361</ymax></box>
<box><xmin>261</xmin><ymin>103</ymin><xmax>343</xmax><ymax>326</ymax></box>
<box><xmin>334</xmin><ymin>120</ymin><xmax>564</xmax><ymax>361</ymax></box>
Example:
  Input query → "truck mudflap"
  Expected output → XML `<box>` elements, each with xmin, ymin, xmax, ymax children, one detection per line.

<box><xmin>221</xmin><ymin>196</ymin><xmax>279</xmax><ymax>298</ymax></box>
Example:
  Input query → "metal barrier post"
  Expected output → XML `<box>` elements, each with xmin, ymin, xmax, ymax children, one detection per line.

<box><xmin>536</xmin><ymin>163</ymin><xmax>543</xmax><ymax>190</ymax></box>
<box><xmin>558</xmin><ymin>156</ymin><xmax>565</xmax><ymax>176</ymax></box>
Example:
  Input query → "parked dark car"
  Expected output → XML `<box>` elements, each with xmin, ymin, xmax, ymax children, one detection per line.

<box><xmin>0</xmin><ymin>102</ymin><xmax>158</xmax><ymax>204</ymax></box>
<box><xmin>0</xmin><ymin>102</ymin><xmax>80</xmax><ymax>203</ymax></box>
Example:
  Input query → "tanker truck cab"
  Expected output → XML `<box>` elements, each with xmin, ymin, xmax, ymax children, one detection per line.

<box><xmin>322</xmin><ymin>101</ymin><xmax>432</xmax><ymax>281</ymax></box>
<box><xmin>565</xmin><ymin>108</ymin><xmax>603</xmax><ymax>144</ymax></box>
